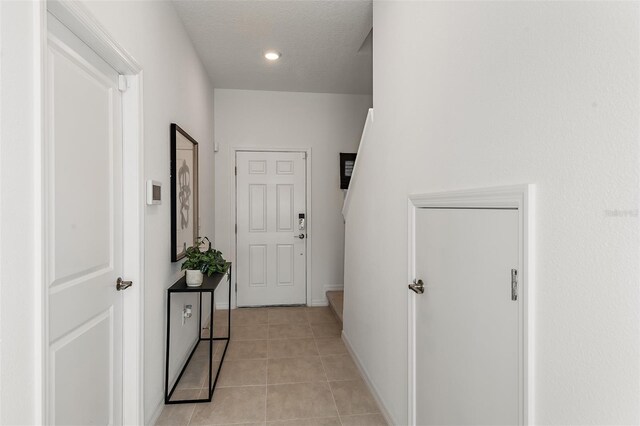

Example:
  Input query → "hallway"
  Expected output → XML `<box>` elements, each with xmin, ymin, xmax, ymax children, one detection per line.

<box><xmin>1</xmin><ymin>1</ymin><xmax>638</xmax><ymax>424</ymax></box>
<box><xmin>158</xmin><ymin>307</ymin><xmax>386</xmax><ymax>425</ymax></box>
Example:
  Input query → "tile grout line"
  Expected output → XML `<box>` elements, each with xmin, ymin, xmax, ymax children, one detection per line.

<box><xmin>165</xmin><ymin>309</ymin><xmax>343</xmax><ymax>426</ymax></box>
<box><xmin>267</xmin><ymin>415</ymin><xmax>345</xmax><ymax>424</ymax></box>
<box><xmin>264</xmin><ymin>338</ymin><xmax>269</xmax><ymax>425</ymax></box>
<box><xmin>216</xmin><ymin>377</ymin><xmax>382</xmax><ymax>388</ymax></box>
<box><xmin>187</xmin><ymin>336</ymin><xmax>221</xmax><ymax>425</ymax></box>
<box><xmin>185</xmin><ymin>397</ymin><xmax>197</xmax><ymax>426</ymax></box>
<box><xmin>207</xmin><ymin>384</ymin><xmax>266</xmax><ymax>389</ymax></box>
<box><xmin>315</xmin><ymin>335</ymin><xmax>344</xmax><ymax>426</ymax></box>
<box><xmin>268</xmin><ymin>310</ymin><xmax>311</xmax><ymax>423</ymax></box>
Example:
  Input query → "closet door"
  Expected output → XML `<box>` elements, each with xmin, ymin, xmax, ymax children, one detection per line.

<box><xmin>411</xmin><ymin>207</ymin><xmax>520</xmax><ymax>425</ymax></box>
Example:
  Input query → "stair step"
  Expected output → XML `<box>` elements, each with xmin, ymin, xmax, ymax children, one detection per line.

<box><xmin>326</xmin><ymin>290</ymin><xmax>344</xmax><ymax>325</ymax></box>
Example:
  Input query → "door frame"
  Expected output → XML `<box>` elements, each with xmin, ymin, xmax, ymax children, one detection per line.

<box><xmin>407</xmin><ymin>184</ymin><xmax>534</xmax><ymax>426</ymax></box>
<box><xmin>230</xmin><ymin>147</ymin><xmax>313</xmax><ymax>308</ymax></box>
<box><xmin>41</xmin><ymin>1</ymin><xmax>145</xmax><ymax>424</ymax></box>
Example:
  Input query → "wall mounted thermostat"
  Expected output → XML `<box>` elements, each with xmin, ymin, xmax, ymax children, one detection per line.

<box><xmin>146</xmin><ymin>180</ymin><xmax>162</xmax><ymax>205</ymax></box>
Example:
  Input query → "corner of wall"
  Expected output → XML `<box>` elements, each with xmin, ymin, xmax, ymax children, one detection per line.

<box><xmin>342</xmin><ymin>330</ymin><xmax>396</xmax><ymax>426</ymax></box>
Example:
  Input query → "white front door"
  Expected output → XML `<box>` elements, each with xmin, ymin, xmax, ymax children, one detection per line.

<box><xmin>411</xmin><ymin>208</ymin><xmax>521</xmax><ymax>425</ymax></box>
<box><xmin>236</xmin><ymin>151</ymin><xmax>307</xmax><ymax>306</ymax></box>
<box><xmin>46</xmin><ymin>15</ymin><xmax>125</xmax><ymax>425</ymax></box>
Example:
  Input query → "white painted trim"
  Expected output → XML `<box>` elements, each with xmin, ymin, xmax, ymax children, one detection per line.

<box><xmin>0</xmin><ymin>3</ymin><xmax>4</xmax><ymax>415</ymax></box>
<box><xmin>342</xmin><ymin>108</ymin><xmax>373</xmax><ymax>220</ymax></box>
<box><xmin>230</xmin><ymin>147</ymin><xmax>313</xmax><ymax>308</ymax></box>
<box><xmin>406</xmin><ymin>197</ymin><xmax>416</xmax><ymax>426</ymax></box>
<box><xmin>342</xmin><ymin>330</ymin><xmax>395</xmax><ymax>426</ymax></box>
<box><xmin>46</xmin><ymin>0</ymin><xmax>141</xmax><ymax>74</ymax></box>
<box><xmin>42</xmin><ymin>2</ymin><xmax>144</xmax><ymax>424</ymax></box>
<box><xmin>35</xmin><ymin>3</ymin><xmax>47</xmax><ymax>423</ymax></box>
<box><xmin>407</xmin><ymin>184</ymin><xmax>534</xmax><ymax>426</ymax></box>
<box><xmin>121</xmin><ymin>72</ymin><xmax>145</xmax><ymax>426</ymax></box>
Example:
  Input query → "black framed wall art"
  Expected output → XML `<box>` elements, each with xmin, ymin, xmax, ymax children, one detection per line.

<box><xmin>340</xmin><ymin>152</ymin><xmax>357</xmax><ymax>190</ymax></box>
<box><xmin>171</xmin><ymin>123</ymin><xmax>199</xmax><ymax>262</ymax></box>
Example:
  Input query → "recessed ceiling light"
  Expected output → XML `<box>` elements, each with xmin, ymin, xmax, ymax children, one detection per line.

<box><xmin>264</xmin><ymin>51</ymin><xmax>281</xmax><ymax>61</ymax></box>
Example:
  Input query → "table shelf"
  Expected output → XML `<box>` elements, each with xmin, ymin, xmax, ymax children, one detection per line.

<box><xmin>164</xmin><ymin>263</ymin><xmax>231</xmax><ymax>404</ymax></box>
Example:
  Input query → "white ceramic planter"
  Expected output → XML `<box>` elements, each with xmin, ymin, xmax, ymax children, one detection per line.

<box><xmin>185</xmin><ymin>270</ymin><xmax>204</xmax><ymax>287</ymax></box>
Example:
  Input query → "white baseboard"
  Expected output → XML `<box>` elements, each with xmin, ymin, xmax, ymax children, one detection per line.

<box><xmin>324</xmin><ymin>284</ymin><xmax>344</xmax><ymax>292</ymax></box>
<box><xmin>311</xmin><ymin>298</ymin><xmax>329</xmax><ymax>307</ymax></box>
<box><xmin>342</xmin><ymin>330</ymin><xmax>396</xmax><ymax>426</ymax></box>
<box><xmin>146</xmin><ymin>393</ymin><xmax>164</xmax><ymax>426</ymax></box>
<box><xmin>148</xmin><ymin>336</ymin><xmax>200</xmax><ymax>425</ymax></box>
<box><xmin>215</xmin><ymin>302</ymin><xmax>230</xmax><ymax>310</ymax></box>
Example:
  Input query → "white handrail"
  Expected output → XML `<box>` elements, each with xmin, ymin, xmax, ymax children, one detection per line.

<box><xmin>342</xmin><ymin>108</ymin><xmax>374</xmax><ymax>220</ymax></box>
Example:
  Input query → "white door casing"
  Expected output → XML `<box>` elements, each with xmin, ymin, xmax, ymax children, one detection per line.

<box><xmin>236</xmin><ymin>151</ymin><xmax>307</xmax><ymax>306</ymax></box>
<box><xmin>46</xmin><ymin>13</ymin><xmax>128</xmax><ymax>425</ymax></box>
<box><xmin>408</xmin><ymin>186</ymin><xmax>533</xmax><ymax>426</ymax></box>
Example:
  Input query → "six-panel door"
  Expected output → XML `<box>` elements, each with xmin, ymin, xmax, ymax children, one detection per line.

<box><xmin>236</xmin><ymin>151</ymin><xmax>307</xmax><ymax>306</ymax></box>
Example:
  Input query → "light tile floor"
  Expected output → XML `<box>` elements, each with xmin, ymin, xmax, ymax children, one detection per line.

<box><xmin>157</xmin><ymin>306</ymin><xmax>387</xmax><ymax>426</ymax></box>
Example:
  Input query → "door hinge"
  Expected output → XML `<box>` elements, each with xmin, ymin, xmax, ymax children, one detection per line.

<box><xmin>235</xmin><ymin>223</ymin><xmax>237</xmax><ymax>234</ymax></box>
<box><xmin>235</xmin><ymin>282</ymin><xmax>237</xmax><ymax>293</ymax></box>
<box><xmin>235</xmin><ymin>166</ymin><xmax>237</xmax><ymax>175</ymax></box>
<box><xmin>511</xmin><ymin>269</ymin><xmax>518</xmax><ymax>301</ymax></box>
<box><xmin>118</xmin><ymin>75</ymin><xmax>128</xmax><ymax>92</ymax></box>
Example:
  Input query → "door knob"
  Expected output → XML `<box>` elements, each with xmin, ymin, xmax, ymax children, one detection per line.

<box><xmin>116</xmin><ymin>277</ymin><xmax>133</xmax><ymax>291</ymax></box>
<box><xmin>408</xmin><ymin>279</ymin><xmax>424</xmax><ymax>294</ymax></box>
<box><xmin>295</xmin><ymin>234</ymin><xmax>305</xmax><ymax>239</ymax></box>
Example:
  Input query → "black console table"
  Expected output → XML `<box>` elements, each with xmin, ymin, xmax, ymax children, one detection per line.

<box><xmin>164</xmin><ymin>263</ymin><xmax>231</xmax><ymax>404</ymax></box>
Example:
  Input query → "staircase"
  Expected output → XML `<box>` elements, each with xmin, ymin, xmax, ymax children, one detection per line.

<box><xmin>326</xmin><ymin>290</ymin><xmax>344</xmax><ymax>325</ymax></box>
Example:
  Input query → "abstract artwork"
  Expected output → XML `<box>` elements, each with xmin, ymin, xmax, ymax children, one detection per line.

<box><xmin>339</xmin><ymin>152</ymin><xmax>357</xmax><ymax>189</ymax></box>
<box><xmin>171</xmin><ymin>123</ymin><xmax>199</xmax><ymax>262</ymax></box>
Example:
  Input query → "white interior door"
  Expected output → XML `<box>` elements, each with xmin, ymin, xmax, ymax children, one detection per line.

<box><xmin>411</xmin><ymin>207</ymin><xmax>521</xmax><ymax>425</ymax></box>
<box><xmin>46</xmin><ymin>15</ymin><xmax>125</xmax><ymax>425</ymax></box>
<box><xmin>236</xmin><ymin>151</ymin><xmax>307</xmax><ymax>306</ymax></box>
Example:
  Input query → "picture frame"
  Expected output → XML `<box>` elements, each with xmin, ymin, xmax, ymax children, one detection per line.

<box><xmin>170</xmin><ymin>123</ymin><xmax>199</xmax><ymax>262</ymax></box>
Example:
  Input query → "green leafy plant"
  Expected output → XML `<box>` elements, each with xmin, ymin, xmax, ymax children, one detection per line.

<box><xmin>181</xmin><ymin>237</ymin><xmax>227</xmax><ymax>277</ymax></box>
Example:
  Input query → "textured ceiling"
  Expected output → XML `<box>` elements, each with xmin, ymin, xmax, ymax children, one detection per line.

<box><xmin>172</xmin><ymin>0</ymin><xmax>373</xmax><ymax>94</ymax></box>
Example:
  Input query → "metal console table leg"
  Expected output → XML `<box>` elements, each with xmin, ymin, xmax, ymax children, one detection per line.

<box><xmin>164</xmin><ymin>264</ymin><xmax>232</xmax><ymax>404</ymax></box>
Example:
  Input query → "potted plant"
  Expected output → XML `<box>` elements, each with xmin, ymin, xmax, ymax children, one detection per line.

<box><xmin>181</xmin><ymin>237</ymin><xmax>227</xmax><ymax>287</ymax></box>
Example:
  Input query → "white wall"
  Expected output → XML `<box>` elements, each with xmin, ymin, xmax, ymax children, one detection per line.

<box><xmin>344</xmin><ymin>1</ymin><xmax>639</xmax><ymax>425</ymax></box>
<box><xmin>0</xmin><ymin>1</ymin><xmax>213</xmax><ymax>422</ymax></box>
<box><xmin>79</xmin><ymin>2</ymin><xmax>215</xmax><ymax>422</ymax></box>
<box><xmin>214</xmin><ymin>89</ymin><xmax>372</xmax><ymax>307</ymax></box>
<box><xmin>0</xmin><ymin>1</ymin><xmax>43</xmax><ymax>424</ymax></box>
